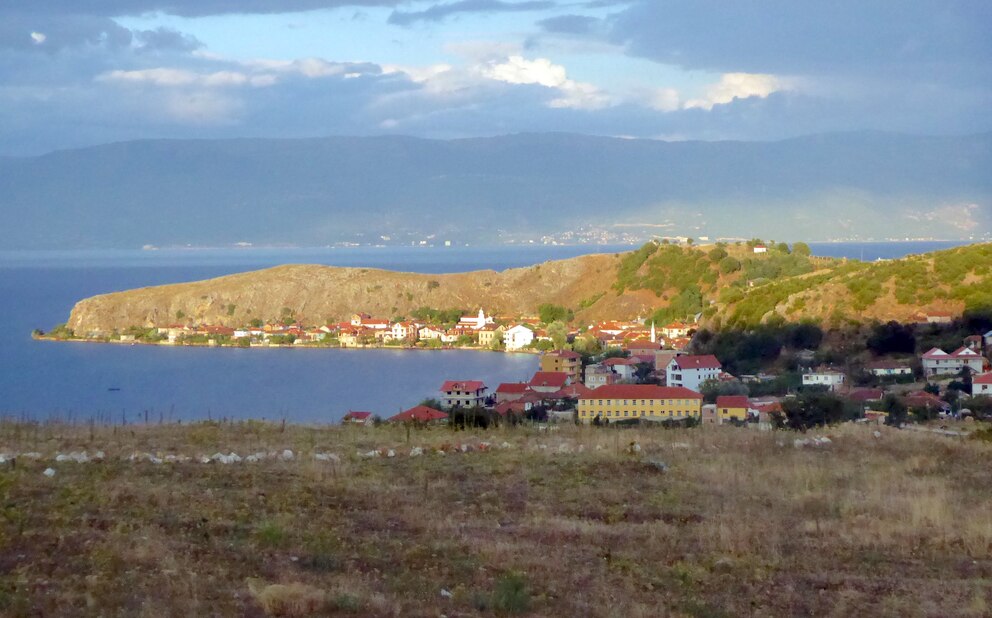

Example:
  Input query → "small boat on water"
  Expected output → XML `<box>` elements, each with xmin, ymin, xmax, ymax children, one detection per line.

<box><xmin>107</xmin><ymin>387</ymin><xmax>121</xmax><ymax>392</ymax></box>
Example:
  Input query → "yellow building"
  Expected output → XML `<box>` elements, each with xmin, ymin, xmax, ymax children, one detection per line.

<box><xmin>578</xmin><ymin>384</ymin><xmax>703</xmax><ymax>423</ymax></box>
<box><xmin>715</xmin><ymin>395</ymin><xmax>751</xmax><ymax>422</ymax></box>
<box><xmin>540</xmin><ymin>349</ymin><xmax>583</xmax><ymax>384</ymax></box>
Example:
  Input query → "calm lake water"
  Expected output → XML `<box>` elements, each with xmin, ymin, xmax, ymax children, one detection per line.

<box><xmin>0</xmin><ymin>240</ymin><xmax>978</xmax><ymax>423</ymax></box>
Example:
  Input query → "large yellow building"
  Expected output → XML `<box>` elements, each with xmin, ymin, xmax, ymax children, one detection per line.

<box><xmin>578</xmin><ymin>384</ymin><xmax>703</xmax><ymax>423</ymax></box>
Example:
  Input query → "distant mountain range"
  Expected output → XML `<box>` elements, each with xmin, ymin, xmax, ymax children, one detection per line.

<box><xmin>1</xmin><ymin>132</ymin><xmax>989</xmax><ymax>249</ymax></box>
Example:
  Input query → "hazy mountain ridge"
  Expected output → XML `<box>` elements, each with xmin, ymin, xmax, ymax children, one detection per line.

<box><xmin>3</xmin><ymin>132</ymin><xmax>990</xmax><ymax>249</ymax></box>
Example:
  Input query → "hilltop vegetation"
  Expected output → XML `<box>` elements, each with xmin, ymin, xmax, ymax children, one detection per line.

<box><xmin>60</xmin><ymin>242</ymin><xmax>992</xmax><ymax>336</ymax></box>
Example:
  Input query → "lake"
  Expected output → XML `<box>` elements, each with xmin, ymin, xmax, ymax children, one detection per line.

<box><xmin>0</xmin><ymin>240</ymin><xmax>977</xmax><ymax>423</ymax></box>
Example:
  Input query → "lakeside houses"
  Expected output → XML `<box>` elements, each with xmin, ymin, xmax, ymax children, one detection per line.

<box><xmin>528</xmin><ymin>371</ymin><xmax>570</xmax><ymax>393</ymax></box>
<box><xmin>389</xmin><ymin>405</ymin><xmax>448</xmax><ymax>424</ymax></box>
<box><xmin>495</xmin><ymin>383</ymin><xmax>529</xmax><ymax>404</ymax></box>
<box><xmin>440</xmin><ymin>381</ymin><xmax>488</xmax><ymax>409</ymax></box>
<box><xmin>715</xmin><ymin>395</ymin><xmax>752</xmax><ymax>422</ymax></box>
<box><xmin>666</xmin><ymin>355</ymin><xmax>722</xmax><ymax>391</ymax></box>
<box><xmin>866</xmin><ymin>360</ymin><xmax>914</xmax><ymax>378</ymax></box>
<box><xmin>504</xmin><ymin>324</ymin><xmax>536</xmax><ymax>351</ymax></box>
<box><xmin>602</xmin><ymin>357</ymin><xmax>640</xmax><ymax>381</ymax></box>
<box><xmin>802</xmin><ymin>366</ymin><xmax>847</xmax><ymax>391</ymax></box>
<box><xmin>342</xmin><ymin>411</ymin><xmax>375</xmax><ymax>426</ymax></box>
<box><xmin>921</xmin><ymin>347</ymin><xmax>987</xmax><ymax>377</ymax></box>
<box><xmin>584</xmin><ymin>363</ymin><xmax>618</xmax><ymax>388</ymax></box>
<box><xmin>974</xmin><ymin>373</ymin><xmax>992</xmax><ymax>396</ymax></box>
<box><xmin>477</xmin><ymin>324</ymin><xmax>505</xmax><ymax>347</ymax></box>
<box><xmin>540</xmin><ymin>350</ymin><xmax>582</xmax><ymax>384</ymax></box>
<box><xmin>577</xmin><ymin>384</ymin><xmax>703</xmax><ymax>423</ymax></box>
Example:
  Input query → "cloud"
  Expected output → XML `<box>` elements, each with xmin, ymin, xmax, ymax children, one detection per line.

<box><xmin>388</xmin><ymin>0</ymin><xmax>555</xmax><ymax>26</ymax></box>
<box><xmin>684</xmin><ymin>73</ymin><xmax>789</xmax><ymax>111</ymax></box>
<box><xmin>8</xmin><ymin>2</ymin><xmax>408</xmax><ymax>19</ymax></box>
<box><xmin>482</xmin><ymin>55</ymin><xmax>611</xmax><ymax>109</ymax></box>
<box><xmin>98</xmin><ymin>68</ymin><xmax>276</xmax><ymax>88</ymax></box>
<box><xmin>134</xmin><ymin>27</ymin><xmax>202</xmax><ymax>52</ymax></box>
<box><xmin>30</xmin><ymin>32</ymin><xmax>47</xmax><ymax>45</ymax></box>
<box><xmin>536</xmin><ymin>14</ymin><xmax>599</xmax><ymax>35</ymax></box>
<box><xmin>609</xmin><ymin>0</ymin><xmax>992</xmax><ymax>79</ymax></box>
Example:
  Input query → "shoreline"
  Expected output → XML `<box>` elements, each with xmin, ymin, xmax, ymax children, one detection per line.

<box><xmin>31</xmin><ymin>333</ymin><xmax>542</xmax><ymax>355</ymax></box>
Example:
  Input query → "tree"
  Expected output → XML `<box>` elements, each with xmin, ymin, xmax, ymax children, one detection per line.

<box><xmin>719</xmin><ymin>256</ymin><xmax>742</xmax><ymax>274</ymax></box>
<box><xmin>776</xmin><ymin>242</ymin><xmax>790</xmax><ymax>254</ymax></box>
<box><xmin>538</xmin><ymin>304</ymin><xmax>572</xmax><ymax>325</ymax></box>
<box><xmin>708</xmin><ymin>247</ymin><xmax>728</xmax><ymax>262</ymax></box>
<box><xmin>879</xmin><ymin>394</ymin><xmax>908</xmax><ymax>426</ymax></box>
<box><xmin>699</xmin><ymin>378</ymin><xmax>749</xmax><ymax>403</ymax></box>
<box><xmin>792</xmin><ymin>242</ymin><xmax>812</xmax><ymax>256</ymax></box>
<box><xmin>779</xmin><ymin>391</ymin><xmax>848</xmax><ymax>430</ymax></box>
<box><xmin>547</xmin><ymin>320</ymin><xmax>568</xmax><ymax>350</ymax></box>
<box><xmin>866</xmin><ymin>321</ymin><xmax>916</xmax><ymax>355</ymax></box>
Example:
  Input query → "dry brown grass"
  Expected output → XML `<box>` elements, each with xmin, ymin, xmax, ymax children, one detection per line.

<box><xmin>0</xmin><ymin>420</ymin><xmax>990</xmax><ymax>616</ymax></box>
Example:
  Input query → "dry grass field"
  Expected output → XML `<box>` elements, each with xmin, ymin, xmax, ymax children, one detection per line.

<box><xmin>0</xmin><ymin>420</ymin><xmax>990</xmax><ymax>617</ymax></box>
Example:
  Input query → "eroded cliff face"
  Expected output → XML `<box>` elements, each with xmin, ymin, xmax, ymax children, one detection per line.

<box><xmin>65</xmin><ymin>254</ymin><xmax>654</xmax><ymax>334</ymax></box>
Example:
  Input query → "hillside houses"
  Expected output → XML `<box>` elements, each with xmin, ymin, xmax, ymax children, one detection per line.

<box><xmin>921</xmin><ymin>347</ymin><xmax>987</xmax><ymax>377</ymax></box>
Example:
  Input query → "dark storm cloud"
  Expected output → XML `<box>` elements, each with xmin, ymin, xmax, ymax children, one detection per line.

<box><xmin>609</xmin><ymin>0</ymin><xmax>992</xmax><ymax>79</ymax></box>
<box><xmin>388</xmin><ymin>1</ymin><xmax>555</xmax><ymax>26</ymax></box>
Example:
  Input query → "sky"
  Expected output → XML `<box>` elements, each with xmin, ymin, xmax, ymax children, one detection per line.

<box><xmin>1</xmin><ymin>1</ymin><xmax>990</xmax><ymax>155</ymax></box>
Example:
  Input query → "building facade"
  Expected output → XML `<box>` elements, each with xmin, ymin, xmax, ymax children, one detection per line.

<box><xmin>577</xmin><ymin>384</ymin><xmax>702</xmax><ymax>423</ymax></box>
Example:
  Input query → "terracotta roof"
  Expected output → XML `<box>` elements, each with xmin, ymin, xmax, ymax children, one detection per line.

<box><xmin>545</xmin><ymin>349</ymin><xmax>580</xmax><ymax>359</ymax></box>
<box><xmin>580</xmin><ymin>384</ymin><xmax>702</xmax><ymax>400</ymax></box>
<box><xmin>553</xmin><ymin>383</ymin><xmax>593</xmax><ymax>398</ymax></box>
<box><xmin>974</xmin><ymin>373</ymin><xmax>992</xmax><ymax>385</ymax></box>
<box><xmin>715</xmin><ymin>396</ymin><xmax>750</xmax><ymax>409</ymax></box>
<box><xmin>389</xmin><ymin>406</ymin><xmax>448</xmax><ymax>422</ymax></box>
<box><xmin>670</xmin><ymin>355</ymin><xmax>722</xmax><ymax>370</ymax></box>
<box><xmin>625</xmin><ymin>340</ymin><xmax>660</xmax><ymax>350</ymax></box>
<box><xmin>344</xmin><ymin>411</ymin><xmax>373</xmax><ymax>420</ymax></box>
<box><xmin>441</xmin><ymin>380</ymin><xmax>487</xmax><ymax>392</ymax></box>
<box><xmin>847</xmin><ymin>388</ymin><xmax>885</xmax><ymax>402</ymax></box>
<box><xmin>496</xmin><ymin>383</ymin><xmax>529</xmax><ymax>394</ymax></box>
<box><xmin>602</xmin><ymin>357</ymin><xmax>638</xmax><ymax>367</ymax></box>
<box><xmin>529</xmin><ymin>372</ymin><xmax>569</xmax><ymax>388</ymax></box>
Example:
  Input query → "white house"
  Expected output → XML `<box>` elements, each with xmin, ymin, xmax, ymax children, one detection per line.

<box><xmin>440</xmin><ymin>380</ymin><xmax>488</xmax><ymax>409</ymax></box>
<box><xmin>503</xmin><ymin>324</ymin><xmax>535</xmax><ymax>351</ymax></box>
<box><xmin>921</xmin><ymin>347</ymin><xmax>986</xmax><ymax>377</ymax></box>
<box><xmin>418</xmin><ymin>326</ymin><xmax>445</xmax><ymax>340</ymax></box>
<box><xmin>866</xmin><ymin>360</ymin><xmax>913</xmax><ymax>377</ymax></box>
<box><xmin>974</xmin><ymin>373</ymin><xmax>992</xmax><ymax>396</ymax></box>
<box><xmin>602</xmin><ymin>357</ymin><xmax>639</xmax><ymax>382</ymax></box>
<box><xmin>802</xmin><ymin>366</ymin><xmax>847</xmax><ymax>391</ymax></box>
<box><xmin>666</xmin><ymin>355</ymin><xmax>722</xmax><ymax>391</ymax></box>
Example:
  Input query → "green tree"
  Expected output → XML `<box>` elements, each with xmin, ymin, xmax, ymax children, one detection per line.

<box><xmin>707</xmin><ymin>247</ymin><xmax>728</xmax><ymax>262</ymax></box>
<box><xmin>779</xmin><ymin>391</ymin><xmax>848</xmax><ymax>430</ymax></box>
<box><xmin>792</xmin><ymin>242</ymin><xmax>812</xmax><ymax>256</ymax></box>
<box><xmin>719</xmin><ymin>256</ymin><xmax>742</xmax><ymax>274</ymax></box>
<box><xmin>700</xmin><ymin>378</ymin><xmax>749</xmax><ymax>404</ymax></box>
<box><xmin>538</xmin><ymin>303</ymin><xmax>572</xmax><ymax>325</ymax></box>
<box><xmin>879</xmin><ymin>394</ymin><xmax>908</xmax><ymax>426</ymax></box>
<box><xmin>547</xmin><ymin>320</ymin><xmax>568</xmax><ymax>349</ymax></box>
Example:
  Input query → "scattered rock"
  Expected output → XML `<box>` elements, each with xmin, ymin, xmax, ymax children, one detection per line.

<box><xmin>646</xmin><ymin>460</ymin><xmax>669</xmax><ymax>473</ymax></box>
<box><xmin>43</xmin><ymin>467</ymin><xmax>56</xmax><ymax>478</ymax></box>
<box><xmin>409</xmin><ymin>447</ymin><xmax>423</xmax><ymax>457</ymax></box>
<box><xmin>628</xmin><ymin>441</ymin><xmax>642</xmax><ymax>454</ymax></box>
<box><xmin>873</xmin><ymin>431</ymin><xmax>882</xmax><ymax>439</ymax></box>
<box><xmin>280</xmin><ymin>449</ymin><xmax>294</xmax><ymax>461</ymax></box>
<box><xmin>671</xmin><ymin>442</ymin><xmax>691</xmax><ymax>450</ymax></box>
<box><xmin>440</xmin><ymin>588</ymin><xmax>453</xmax><ymax>599</ymax></box>
<box><xmin>712</xmin><ymin>557</ymin><xmax>735</xmax><ymax>574</ymax></box>
<box><xmin>386</xmin><ymin>449</ymin><xmax>396</xmax><ymax>458</ymax></box>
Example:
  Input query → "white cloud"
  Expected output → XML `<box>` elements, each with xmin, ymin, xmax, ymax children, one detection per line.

<box><xmin>98</xmin><ymin>68</ymin><xmax>276</xmax><ymax>88</ymax></box>
<box><xmin>684</xmin><ymin>73</ymin><xmax>789</xmax><ymax>110</ymax></box>
<box><xmin>30</xmin><ymin>32</ymin><xmax>47</xmax><ymax>45</ymax></box>
<box><xmin>645</xmin><ymin>87</ymin><xmax>680</xmax><ymax>112</ymax></box>
<box><xmin>482</xmin><ymin>55</ymin><xmax>612</xmax><ymax>110</ymax></box>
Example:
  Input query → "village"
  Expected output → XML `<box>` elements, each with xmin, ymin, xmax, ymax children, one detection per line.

<box><xmin>329</xmin><ymin>310</ymin><xmax>992</xmax><ymax>430</ymax></box>
<box><xmin>44</xmin><ymin>305</ymin><xmax>992</xmax><ymax>431</ymax></box>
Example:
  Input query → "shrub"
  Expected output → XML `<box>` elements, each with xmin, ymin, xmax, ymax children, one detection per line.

<box><xmin>491</xmin><ymin>572</ymin><xmax>531</xmax><ymax>614</ymax></box>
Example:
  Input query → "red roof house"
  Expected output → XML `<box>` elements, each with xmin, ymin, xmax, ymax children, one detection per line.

<box><xmin>528</xmin><ymin>371</ymin><xmax>570</xmax><ymax>392</ymax></box>
<box><xmin>389</xmin><ymin>406</ymin><xmax>448</xmax><ymax>423</ymax></box>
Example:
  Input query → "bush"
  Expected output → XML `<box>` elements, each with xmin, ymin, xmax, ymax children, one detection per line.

<box><xmin>491</xmin><ymin>572</ymin><xmax>531</xmax><ymax>614</ymax></box>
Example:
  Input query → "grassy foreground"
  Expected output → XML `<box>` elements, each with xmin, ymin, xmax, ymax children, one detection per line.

<box><xmin>1</xmin><ymin>421</ymin><xmax>991</xmax><ymax>617</ymax></box>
